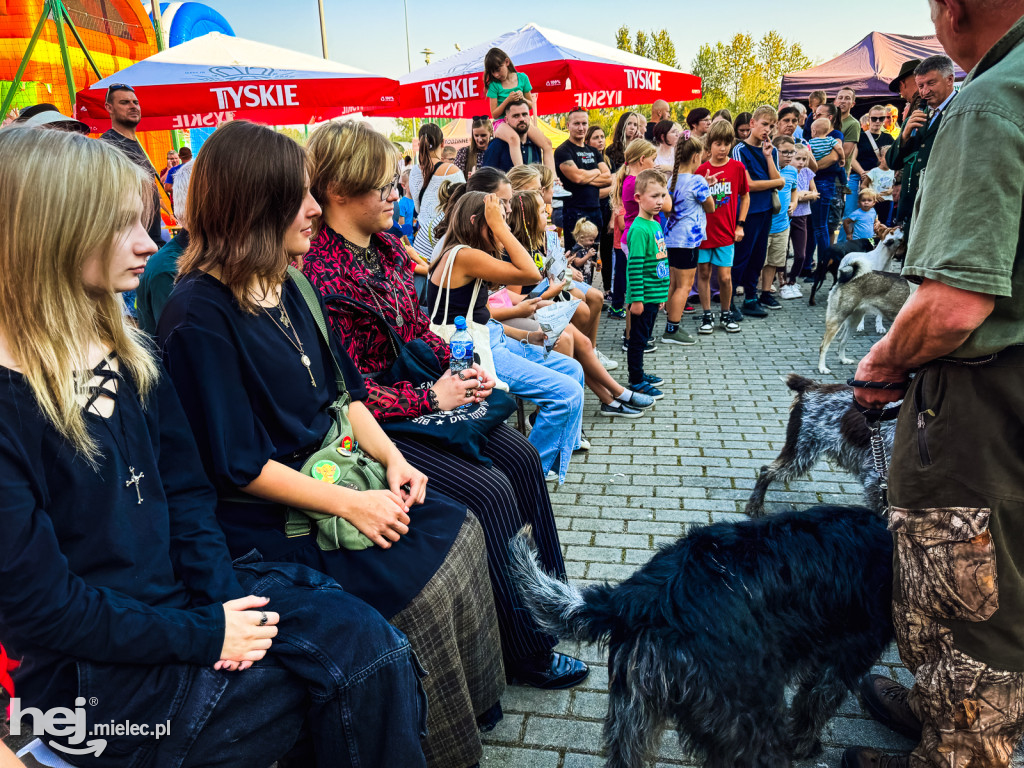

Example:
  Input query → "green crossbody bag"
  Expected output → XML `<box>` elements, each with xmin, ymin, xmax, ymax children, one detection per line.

<box><xmin>284</xmin><ymin>266</ymin><xmax>389</xmax><ymax>551</ymax></box>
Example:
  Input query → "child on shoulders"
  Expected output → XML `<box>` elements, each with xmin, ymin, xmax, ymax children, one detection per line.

<box><xmin>484</xmin><ymin>48</ymin><xmax>555</xmax><ymax>174</ymax></box>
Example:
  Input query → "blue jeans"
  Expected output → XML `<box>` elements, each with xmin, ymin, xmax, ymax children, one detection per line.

<box><xmin>58</xmin><ymin>555</ymin><xmax>428</xmax><ymax>768</ymax></box>
<box><xmin>810</xmin><ymin>178</ymin><xmax>837</xmax><ymax>268</ymax></box>
<box><xmin>488</xmin><ymin>321</ymin><xmax>584</xmax><ymax>483</ymax></box>
<box><xmin>837</xmin><ymin>173</ymin><xmax>861</xmax><ymax>243</ymax></box>
<box><xmin>731</xmin><ymin>209</ymin><xmax>772</xmax><ymax>299</ymax></box>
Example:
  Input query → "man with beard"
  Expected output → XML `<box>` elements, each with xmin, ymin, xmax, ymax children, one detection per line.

<box><xmin>100</xmin><ymin>84</ymin><xmax>164</xmax><ymax>245</ymax></box>
<box><xmin>479</xmin><ymin>100</ymin><xmax>541</xmax><ymax>172</ymax></box>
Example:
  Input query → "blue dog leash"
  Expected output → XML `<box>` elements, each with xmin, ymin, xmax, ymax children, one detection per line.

<box><xmin>848</xmin><ymin>378</ymin><xmax>908</xmax><ymax>510</ymax></box>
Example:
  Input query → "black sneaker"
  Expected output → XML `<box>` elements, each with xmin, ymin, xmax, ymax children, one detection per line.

<box><xmin>742</xmin><ymin>298</ymin><xmax>768</xmax><ymax>318</ymax></box>
<box><xmin>599</xmin><ymin>401</ymin><xmax>644</xmax><ymax>418</ymax></box>
<box><xmin>720</xmin><ymin>310</ymin><xmax>740</xmax><ymax>333</ymax></box>
<box><xmin>698</xmin><ymin>311</ymin><xmax>715</xmax><ymax>335</ymax></box>
<box><xmin>731</xmin><ymin>302</ymin><xmax>744</xmax><ymax>321</ymax></box>
<box><xmin>759</xmin><ymin>291</ymin><xmax>782</xmax><ymax>310</ymax></box>
<box><xmin>683</xmin><ymin>303</ymin><xmax>697</xmax><ymax>314</ymax></box>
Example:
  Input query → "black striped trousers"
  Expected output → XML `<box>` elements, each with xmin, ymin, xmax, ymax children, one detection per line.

<box><xmin>390</xmin><ymin>423</ymin><xmax>565</xmax><ymax>662</ymax></box>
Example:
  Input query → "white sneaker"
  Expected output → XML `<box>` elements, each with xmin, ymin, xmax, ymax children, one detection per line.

<box><xmin>552</xmin><ymin>183</ymin><xmax>572</xmax><ymax>199</ymax></box>
<box><xmin>596</xmin><ymin>349</ymin><xmax>618</xmax><ymax>370</ymax></box>
<box><xmin>781</xmin><ymin>284</ymin><xmax>803</xmax><ymax>299</ymax></box>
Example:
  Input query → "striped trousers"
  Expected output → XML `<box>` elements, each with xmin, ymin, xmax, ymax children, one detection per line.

<box><xmin>390</xmin><ymin>424</ymin><xmax>565</xmax><ymax>662</ymax></box>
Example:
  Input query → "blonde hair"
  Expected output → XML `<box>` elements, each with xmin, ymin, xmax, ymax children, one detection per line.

<box><xmin>0</xmin><ymin>127</ymin><xmax>158</xmax><ymax>460</ymax></box>
<box><xmin>507</xmin><ymin>164</ymin><xmax>542</xmax><ymax>191</ymax></box>
<box><xmin>751</xmin><ymin>105</ymin><xmax>778</xmax><ymax>123</ymax></box>
<box><xmin>811</xmin><ymin>117</ymin><xmax>832</xmax><ymax>136</ymax></box>
<box><xmin>536</xmin><ymin>164</ymin><xmax>555</xmax><ymax>191</ymax></box>
<box><xmin>571</xmin><ymin>218</ymin><xmax>599</xmax><ymax>242</ymax></box>
<box><xmin>308</xmin><ymin>120</ymin><xmax>398</xmax><ymax>214</ymax></box>
<box><xmin>612</xmin><ymin>139</ymin><xmax>656</xmax><ymax>209</ymax></box>
<box><xmin>634</xmin><ymin>168</ymin><xmax>667</xmax><ymax>197</ymax></box>
<box><xmin>507</xmin><ymin>191</ymin><xmax>546</xmax><ymax>252</ymax></box>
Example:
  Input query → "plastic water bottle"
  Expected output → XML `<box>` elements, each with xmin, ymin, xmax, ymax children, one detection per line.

<box><xmin>449</xmin><ymin>316</ymin><xmax>474</xmax><ymax>374</ymax></box>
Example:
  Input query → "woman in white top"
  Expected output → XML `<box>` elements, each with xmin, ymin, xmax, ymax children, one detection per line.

<box><xmin>410</xmin><ymin>123</ymin><xmax>464</xmax><ymax>258</ymax></box>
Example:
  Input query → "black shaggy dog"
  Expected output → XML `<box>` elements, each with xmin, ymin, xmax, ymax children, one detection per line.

<box><xmin>510</xmin><ymin>505</ymin><xmax>893</xmax><ymax>768</ymax></box>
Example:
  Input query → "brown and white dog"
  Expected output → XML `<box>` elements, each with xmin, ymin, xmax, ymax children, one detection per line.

<box><xmin>745</xmin><ymin>375</ymin><xmax>895</xmax><ymax>516</ymax></box>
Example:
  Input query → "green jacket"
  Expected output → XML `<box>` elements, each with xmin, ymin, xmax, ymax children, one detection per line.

<box><xmin>138</xmin><ymin>230</ymin><xmax>188</xmax><ymax>337</ymax></box>
<box><xmin>902</xmin><ymin>16</ymin><xmax>1024</xmax><ymax>357</ymax></box>
<box><xmin>886</xmin><ymin>96</ymin><xmax>952</xmax><ymax>227</ymax></box>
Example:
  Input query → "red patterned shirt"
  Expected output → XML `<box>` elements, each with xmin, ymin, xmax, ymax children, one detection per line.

<box><xmin>303</xmin><ymin>226</ymin><xmax>449</xmax><ymax>421</ymax></box>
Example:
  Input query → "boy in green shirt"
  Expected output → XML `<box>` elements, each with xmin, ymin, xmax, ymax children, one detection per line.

<box><xmin>625</xmin><ymin>169</ymin><xmax>670</xmax><ymax>400</ymax></box>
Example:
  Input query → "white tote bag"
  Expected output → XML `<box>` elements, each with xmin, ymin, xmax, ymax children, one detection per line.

<box><xmin>429</xmin><ymin>245</ymin><xmax>509</xmax><ymax>391</ymax></box>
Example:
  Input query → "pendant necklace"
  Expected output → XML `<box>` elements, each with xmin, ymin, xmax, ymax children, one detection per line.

<box><xmin>257</xmin><ymin>287</ymin><xmax>317</xmax><ymax>387</ymax></box>
<box><xmin>83</xmin><ymin>353</ymin><xmax>145</xmax><ymax>505</ymax></box>
<box><xmin>343</xmin><ymin>235</ymin><xmax>405</xmax><ymax>327</ymax></box>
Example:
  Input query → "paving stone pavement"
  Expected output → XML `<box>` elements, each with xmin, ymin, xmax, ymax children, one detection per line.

<box><xmin>483</xmin><ymin>286</ymin><xmax>1024</xmax><ymax>768</ymax></box>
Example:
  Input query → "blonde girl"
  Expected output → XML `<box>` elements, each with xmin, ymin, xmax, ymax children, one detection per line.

<box><xmin>0</xmin><ymin>127</ymin><xmax>428</xmax><ymax>767</ymax></box>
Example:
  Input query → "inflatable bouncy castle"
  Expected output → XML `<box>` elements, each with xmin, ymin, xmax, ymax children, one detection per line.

<box><xmin>0</xmin><ymin>0</ymin><xmax>171</xmax><ymax>160</ymax></box>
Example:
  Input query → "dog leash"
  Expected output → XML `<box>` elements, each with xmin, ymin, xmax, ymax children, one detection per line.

<box><xmin>848</xmin><ymin>378</ymin><xmax>907</xmax><ymax>510</ymax></box>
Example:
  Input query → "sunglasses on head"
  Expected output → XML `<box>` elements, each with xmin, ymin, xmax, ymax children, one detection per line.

<box><xmin>106</xmin><ymin>83</ymin><xmax>134</xmax><ymax>94</ymax></box>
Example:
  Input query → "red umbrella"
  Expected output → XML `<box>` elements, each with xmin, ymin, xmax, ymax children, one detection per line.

<box><xmin>75</xmin><ymin>32</ymin><xmax>398</xmax><ymax>131</ymax></box>
<box><xmin>369</xmin><ymin>23</ymin><xmax>701</xmax><ymax>119</ymax></box>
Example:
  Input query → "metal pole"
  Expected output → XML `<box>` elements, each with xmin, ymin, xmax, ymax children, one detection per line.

<box><xmin>0</xmin><ymin>3</ymin><xmax>50</xmax><ymax>118</ymax></box>
<box><xmin>51</xmin><ymin>2</ymin><xmax>77</xmax><ymax>110</ymax></box>
<box><xmin>151</xmin><ymin>0</ymin><xmax>166</xmax><ymax>51</ymax></box>
<box><xmin>403</xmin><ymin>0</ymin><xmax>412</xmax><ymax>72</ymax></box>
<box><xmin>317</xmin><ymin>0</ymin><xmax>329</xmax><ymax>59</ymax></box>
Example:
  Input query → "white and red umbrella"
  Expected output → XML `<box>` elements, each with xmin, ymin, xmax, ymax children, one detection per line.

<box><xmin>76</xmin><ymin>32</ymin><xmax>399</xmax><ymax>131</ymax></box>
<box><xmin>369</xmin><ymin>23</ymin><xmax>701</xmax><ymax>119</ymax></box>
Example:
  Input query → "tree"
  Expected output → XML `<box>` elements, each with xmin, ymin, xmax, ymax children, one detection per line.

<box><xmin>615</xmin><ymin>25</ymin><xmax>631</xmax><ymax>53</ymax></box>
<box><xmin>633</xmin><ymin>30</ymin><xmax>652</xmax><ymax>60</ymax></box>
<box><xmin>389</xmin><ymin>118</ymin><xmax>416</xmax><ymax>143</ymax></box>
<box><xmin>650</xmin><ymin>29</ymin><xmax>678</xmax><ymax>69</ymax></box>
<box><xmin>688</xmin><ymin>32</ymin><xmax>813</xmax><ymax>117</ymax></box>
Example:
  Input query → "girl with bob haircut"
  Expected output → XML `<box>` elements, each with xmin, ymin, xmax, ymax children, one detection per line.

<box><xmin>302</xmin><ymin>120</ymin><xmax>590</xmax><ymax>695</ymax></box>
<box><xmin>158</xmin><ymin>120</ymin><xmax>505</xmax><ymax>768</ymax></box>
<box><xmin>0</xmin><ymin>126</ymin><xmax>428</xmax><ymax>766</ymax></box>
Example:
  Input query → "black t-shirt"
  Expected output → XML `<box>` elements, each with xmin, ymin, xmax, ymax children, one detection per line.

<box><xmin>100</xmin><ymin>129</ymin><xmax>164</xmax><ymax>245</ymax></box>
<box><xmin>855</xmin><ymin>130</ymin><xmax>895</xmax><ymax>174</ymax></box>
<box><xmin>555</xmin><ymin>140</ymin><xmax>603</xmax><ymax>210</ymax></box>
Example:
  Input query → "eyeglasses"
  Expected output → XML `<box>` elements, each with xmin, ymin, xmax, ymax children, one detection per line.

<box><xmin>779</xmin><ymin>150</ymin><xmax>796</xmax><ymax>156</ymax></box>
<box><xmin>377</xmin><ymin>174</ymin><xmax>401</xmax><ymax>201</ymax></box>
<box><xmin>870</xmin><ymin>117</ymin><xmax>886</xmax><ymax>122</ymax></box>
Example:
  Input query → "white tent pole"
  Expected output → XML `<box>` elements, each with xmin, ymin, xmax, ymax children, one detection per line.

<box><xmin>317</xmin><ymin>0</ymin><xmax>329</xmax><ymax>59</ymax></box>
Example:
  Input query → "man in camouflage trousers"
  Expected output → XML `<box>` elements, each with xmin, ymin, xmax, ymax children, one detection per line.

<box><xmin>846</xmin><ymin>1</ymin><xmax>1024</xmax><ymax>767</ymax></box>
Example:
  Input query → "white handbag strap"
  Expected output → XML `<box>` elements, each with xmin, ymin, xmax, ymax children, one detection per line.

<box><xmin>430</xmin><ymin>244</ymin><xmax>465</xmax><ymax>328</ymax></box>
<box><xmin>865</xmin><ymin>131</ymin><xmax>880</xmax><ymax>154</ymax></box>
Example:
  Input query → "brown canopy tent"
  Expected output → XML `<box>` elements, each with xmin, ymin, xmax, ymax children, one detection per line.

<box><xmin>780</xmin><ymin>32</ymin><xmax>966</xmax><ymax>102</ymax></box>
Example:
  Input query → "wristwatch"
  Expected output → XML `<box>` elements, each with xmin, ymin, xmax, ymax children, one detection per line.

<box><xmin>736</xmin><ymin>220</ymin><xmax>746</xmax><ymax>227</ymax></box>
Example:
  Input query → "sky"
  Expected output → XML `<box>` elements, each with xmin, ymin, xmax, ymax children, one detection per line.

<box><xmin>197</xmin><ymin>0</ymin><xmax>937</xmax><ymax>79</ymax></box>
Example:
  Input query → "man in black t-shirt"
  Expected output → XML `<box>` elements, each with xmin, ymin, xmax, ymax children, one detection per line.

<box><xmin>644</xmin><ymin>99</ymin><xmax>670</xmax><ymax>142</ymax></box>
<box><xmin>479</xmin><ymin>100</ymin><xmax>542</xmax><ymax>172</ymax></box>
<box><xmin>555</xmin><ymin>109</ymin><xmax>612</xmax><ymax>248</ymax></box>
<box><xmin>99</xmin><ymin>84</ymin><xmax>164</xmax><ymax>246</ymax></box>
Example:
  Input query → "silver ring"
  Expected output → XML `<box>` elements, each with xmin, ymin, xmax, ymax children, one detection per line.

<box><xmin>259</xmin><ymin>611</ymin><xmax>268</xmax><ymax>627</ymax></box>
